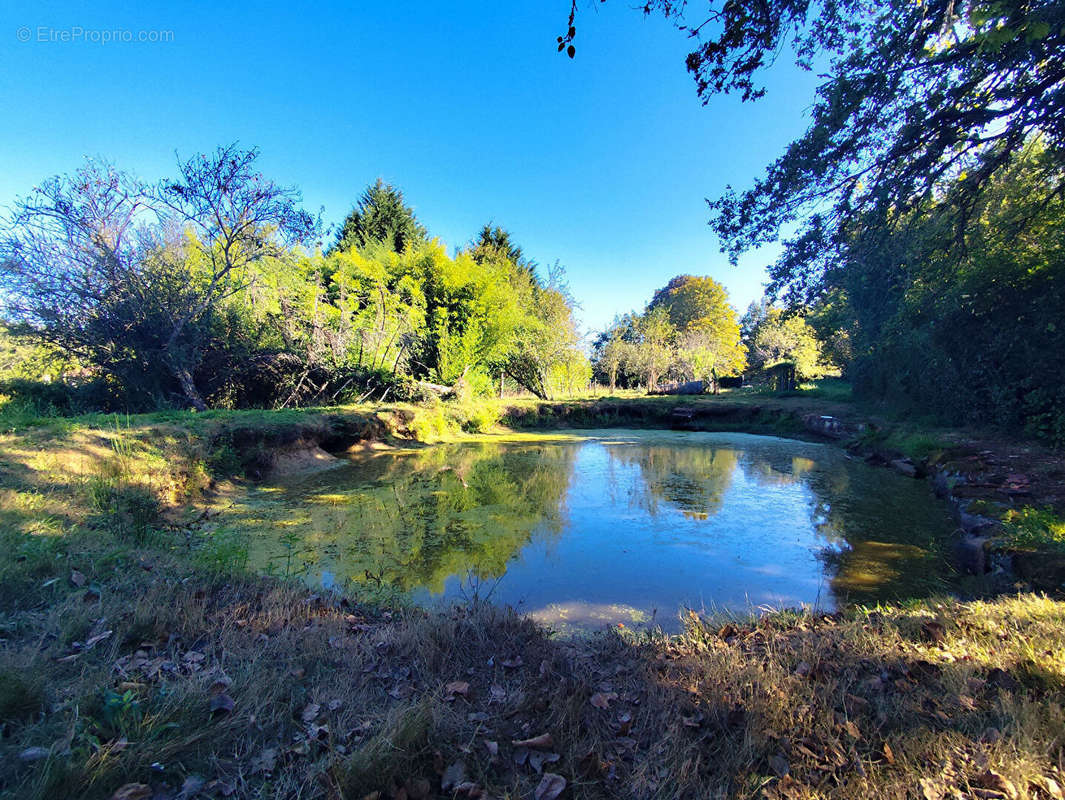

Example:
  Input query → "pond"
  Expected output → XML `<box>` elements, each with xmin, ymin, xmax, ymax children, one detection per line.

<box><xmin>225</xmin><ymin>430</ymin><xmax>960</xmax><ymax>631</ymax></box>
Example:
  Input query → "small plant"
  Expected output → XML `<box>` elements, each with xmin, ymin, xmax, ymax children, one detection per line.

<box><xmin>87</xmin><ymin>478</ymin><xmax>161</xmax><ymax>543</ymax></box>
<box><xmin>1002</xmin><ymin>506</ymin><xmax>1065</xmax><ymax>551</ymax></box>
<box><xmin>194</xmin><ymin>525</ymin><xmax>250</xmax><ymax>575</ymax></box>
<box><xmin>97</xmin><ymin>688</ymin><xmax>142</xmax><ymax>738</ymax></box>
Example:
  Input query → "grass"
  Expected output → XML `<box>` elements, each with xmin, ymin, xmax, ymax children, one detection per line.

<box><xmin>1</xmin><ymin>392</ymin><xmax>1064</xmax><ymax>798</ymax></box>
<box><xmin>2</xmin><ymin>555</ymin><xmax>1063</xmax><ymax>799</ymax></box>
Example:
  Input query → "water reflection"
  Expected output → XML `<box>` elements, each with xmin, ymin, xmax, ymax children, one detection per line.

<box><xmin>228</xmin><ymin>430</ymin><xmax>958</xmax><ymax>631</ymax></box>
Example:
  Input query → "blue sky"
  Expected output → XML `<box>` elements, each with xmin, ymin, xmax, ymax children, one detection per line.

<box><xmin>0</xmin><ymin>1</ymin><xmax>820</xmax><ymax>336</ymax></box>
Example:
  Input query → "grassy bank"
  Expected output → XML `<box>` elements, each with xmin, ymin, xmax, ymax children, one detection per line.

<box><xmin>2</xmin><ymin>395</ymin><xmax>1064</xmax><ymax>798</ymax></box>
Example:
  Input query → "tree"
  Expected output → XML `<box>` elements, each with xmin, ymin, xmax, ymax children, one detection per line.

<box><xmin>332</xmin><ymin>179</ymin><xmax>428</xmax><ymax>254</ymax></box>
<box><xmin>468</xmin><ymin>224</ymin><xmax>536</xmax><ymax>277</ymax></box>
<box><xmin>648</xmin><ymin>275</ymin><xmax>746</xmax><ymax>380</ymax></box>
<box><xmin>563</xmin><ymin>0</ymin><xmax>1065</xmax><ymax>304</ymax></box>
<box><xmin>743</xmin><ymin>305</ymin><xmax>823</xmax><ymax>378</ymax></box>
<box><xmin>0</xmin><ymin>146</ymin><xmax>317</xmax><ymax>410</ymax></box>
<box><xmin>634</xmin><ymin>306</ymin><xmax>676</xmax><ymax>390</ymax></box>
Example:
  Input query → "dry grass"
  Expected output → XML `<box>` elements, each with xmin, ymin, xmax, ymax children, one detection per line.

<box><xmin>2</xmin><ymin>555</ymin><xmax>1063</xmax><ymax>800</ymax></box>
<box><xmin>1</xmin><ymin>410</ymin><xmax>1064</xmax><ymax>799</ymax></box>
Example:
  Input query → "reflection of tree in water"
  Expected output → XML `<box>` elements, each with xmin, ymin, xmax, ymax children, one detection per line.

<box><xmin>262</xmin><ymin>442</ymin><xmax>577</xmax><ymax>594</ymax></box>
<box><xmin>789</xmin><ymin>458</ymin><xmax>954</xmax><ymax>606</ymax></box>
<box><xmin>607</xmin><ymin>445</ymin><xmax>738</xmax><ymax>519</ymax></box>
<box><xmin>736</xmin><ymin>452</ymin><xmax>816</xmax><ymax>489</ymax></box>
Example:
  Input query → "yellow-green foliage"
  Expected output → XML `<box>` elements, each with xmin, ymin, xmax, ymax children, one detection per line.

<box><xmin>1003</xmin><ymin>506</ymin><xmax>1065</xmax><ymax>551</ymax></box>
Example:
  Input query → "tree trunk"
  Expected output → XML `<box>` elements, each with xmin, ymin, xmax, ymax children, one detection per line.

<box><xmin>173</xmin><ymin>365</ymin><xmax>207</xmax><ymax>411</ymax></box>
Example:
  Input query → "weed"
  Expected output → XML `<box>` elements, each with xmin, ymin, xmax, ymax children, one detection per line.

<box><xmin>1003</xmin><ymin>506</ymin><xmax>1065</xmax><ymax>551</ymax></box>
<box><xmin>193</xmin><ymin>525</ymin><xmax>250</xmax><ymax>575</ymax></box>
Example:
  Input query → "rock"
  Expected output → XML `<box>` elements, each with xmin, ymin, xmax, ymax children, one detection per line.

<box><xmin>959</xmin><ymin>508</ymin><xmax>997</xmax><ymax>534</ymax></box>
<box><xmin>1012</xmin><ymin>551</ymin><xmax>1065</xmax><ymax>594</ymax></box>
<box><xmin>890</xmin><ymin>458</ymin><xmax>919</xmax><ymax>478</ymax></box>
<box><xmin>932</xmin><ymin>469</ymin><xmax>957</xmax><ymax>498</ymax></box>
<box><xmin>956</xmin><ymin>534</ymin><xmax>990</xmax><ymax>574</ymax></box>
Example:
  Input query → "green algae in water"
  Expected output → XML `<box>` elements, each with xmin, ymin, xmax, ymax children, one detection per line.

<box><xmin>226</xmin><ymin>430</ymin><xmax>960</xmax><ymax>631</ymax></box>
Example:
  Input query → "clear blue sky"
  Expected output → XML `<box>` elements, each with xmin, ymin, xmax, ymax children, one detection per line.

<box><xmin>0</xmin><ymin>1</ymin><xmax>819</xmax><ymax>337</ymax></box>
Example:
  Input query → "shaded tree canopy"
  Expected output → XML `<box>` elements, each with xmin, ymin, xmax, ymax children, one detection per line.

<box><xmin>332</xmin><ymin>179</ymin><xmax>428</xmax><ymax>254</ymax></box>
<box><xmin>565</xmin><ymin>0</ymin><xmax>1065</xmax><ymax>302</ymax></box>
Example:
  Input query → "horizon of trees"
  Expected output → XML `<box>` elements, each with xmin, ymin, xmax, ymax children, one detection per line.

<box><xmin>0</xmin><ymin>147</ymin><xmax>589</xmax><ymax>412</ymax></box>
<box><xmin>0</xmin><ymin>138</ymin><xmax>1061</xmax><ymax>447</ymax></box>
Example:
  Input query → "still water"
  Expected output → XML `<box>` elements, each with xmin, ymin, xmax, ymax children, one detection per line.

<box><xmin>228</xmin><ymin>430</ymin><xmax>959</xmax><ymax>631</ymax></box>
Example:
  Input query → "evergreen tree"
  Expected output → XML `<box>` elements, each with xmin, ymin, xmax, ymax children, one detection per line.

<box><xmin>332</xmin><ymin>179</ymin><xmax>428</xmax><ymax>254</ymax></box>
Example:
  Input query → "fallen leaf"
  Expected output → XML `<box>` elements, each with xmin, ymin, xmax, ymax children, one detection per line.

<box><xmin>484</xmin><ymin>740</ymin><xmax>498</xmax><ymax>757</ymax></box>
<box><xmin>501</xmin><ymin>656</ymin><xmax>523</xmax><ymax>668</ymax></box>
<box><xmin>882</xmin><ymin>742</ymin><xmax>895</xmax><ymax>765</ymax></box>
<box><xmin>1029</xmin><ymin>777</ymin><xmax>1064</xmax><ymax>800</ymax></box>
<box><xmin>534</xmin><ymin>773</ymin><xmax>566</xmax><ymax>800</ymax></box>
<box><xmin>205</xmin><ymin>778</ymin><xmax>237</xmax><ymax>797</ymax></box>
<box><xmin>70</xmin><ymin>570</ymin><xmax>87</xmax><ymax>587</ymax></box>
<box><xmin>179</xmin><ymin>775</ymin><xmax>205</xmax><ymax>798</ymax></box>
<box><xmin>921</xmin><ymin>621</ymin><xmax>945</xmax><ymax>642</ymax></box>
<box><xmin>19</xmin><ymin>746</ymin><xmax>50</xmax><ymax>762</ymax></box>
<box><xmin>977</xmin><ymin>770</ymin><xmax>1018</xmax><ymax>800</ymax></box>
<box><xmin>404</xmin><ymin>777</ymin><xmax>431</xmax><ymax>800</ymax></box>
<box><xmin>445</xmin><ymin>681</ymin><xmax>470</xmax><ymax>697</ymax></box>
<box><xmin>794</xmin><ymin>661</ymin><xmax>812</xmax><ymax>677</ymax></box>
<box><xmin>301</xmin><ymin>703</ymin><xmax>321</xmax><ymax>723</ymax></box>
<box><xmin>768</xmin><ymin>754</ymin><xmax>790</xmax><ymax>777</ymax></box>
<box><xmin>441</xmin><ymin>761</ymin><xmax>467</xmax><ymax>792</ymax></box>
<box><xmin>920</xmin><ymin>778</ymin><xmax>945</xmax><ymax>800</ymax></box>
<box><xmin>589</xmin><ymin>691</ymin><xmax>618</xmax><ymax>709</ymax></box>
<box><xmin>528</xmin><ymin>751</ymin><xmax>561</xmax><ymax>773</ymax></box>
<box><xmin>513</xmin><ymin>733</ymin><xmax>554</xmax><ymax>750</ymax></box>
<box><xmin>111</xmin><ymin>785</ymin><xmax>153</xmax><ymax>800</ymax></box>
<box><xmin>842</xmin><ymin>719</ymin><xmax>861</xmax><ymax>739</ymax></box>
<box><xmin>467</xmin><ymin>711</ymin><xmax>490</xmax><ymax>722</ymax></box>
<box><xmin>85</xmin><ymin>630</ymin><xmax>113</xmax><ymax>649</ymax></box>
<box><xmin>251</xmin><ymin>747</ymin><xmax>277</xmax><ymax>774</ymax></box>
<box><xmin>210</xmin><ymin>693</ymin><xmax>235</xmax><ymax>716</ymax></box>
<box><xmin>489</xmin><ymin>684</ymin><xmax>506</xmax><ymax>701</ymax></box>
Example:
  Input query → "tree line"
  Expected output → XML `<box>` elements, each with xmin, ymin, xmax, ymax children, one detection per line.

<box><xmin>566</xmin><ymin>0</ymin><xmax>1065</xmax><ymax>445</ymax></box>
<box><xmin>590</xmin><ymin>275</ymin><xmax>828</xmax><ymax>392</ymax></box>
<box><xmin>0</xmin><ymin>147</ymin><xmax>589</xmax><ymax>412</ymax></box>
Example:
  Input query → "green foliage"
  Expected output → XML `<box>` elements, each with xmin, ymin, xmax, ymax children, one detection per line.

<box><xmin>332</xmin><ymin>179</ymin><xmax>428</xmax><ymax>254</ymax></box>
<box><xmin>593</xmin><ymin>275</ymin><xmax>745</xmax><ymax>390</ymax></box>
<box><xmin>841</xmin><ymin>150</ymin><xmax>1065</xmax><ymax>443</ymax></box>
<box><xmin>87</xmin><ymin>481</ymin><xmax>161</xmax><ymax>543</ymax></box>
<box><xmin>1003</xmin><ymin>507</ymin><xmax>1065</xmax><ymax>552</ymax></box>
<box><xmin>2</xmin><ymin>160</ymin><xmax>589</xmax><ymax>412</ymax></box>
<box><xmin>193</xmin><ymin>525</ymin><xmax>251</xmax><ymax>575</ymax></box>
<box><xmin>742</xmin><ymin>303</ymin><xmax>825</xmax><ymax>379</ymax></box>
